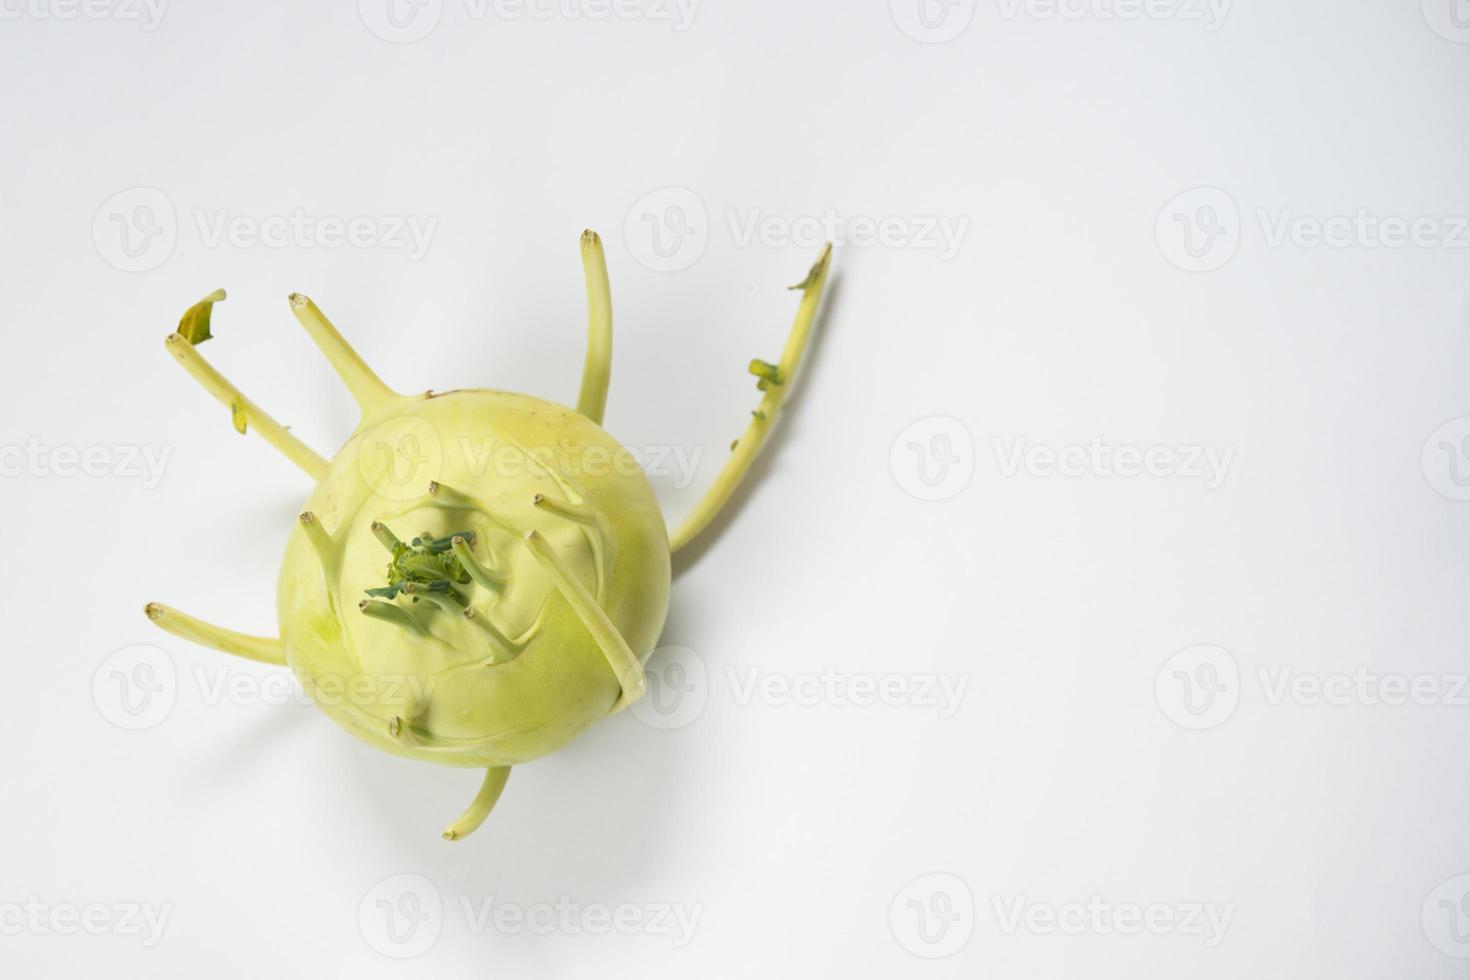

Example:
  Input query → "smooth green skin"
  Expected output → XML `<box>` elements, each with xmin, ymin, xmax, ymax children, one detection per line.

<box><xmin>277</xmin><ymin>389</ymin><xmax>671</xmax><ymax>768</ymax></box>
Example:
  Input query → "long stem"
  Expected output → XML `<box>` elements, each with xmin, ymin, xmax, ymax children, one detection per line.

<box><xmin>668</xmin><ymin>244</ymin><xmax>833</xmax><ymax>552</ymax></box>
<box><xmin>576</xmin><ymin>230</ymin><xmax>613</xmax><ymax>425</ymax></box>
<box><xmin>523</xmin><ymin>529</ymin><xmax>645</xmax><ymax>707</ymax></box>
<box><xmin>442</xmin><ymin>766</ymin><xmax>512</xmax><ymax>841</ymax></box>
<box><xmin>287</xmin><ymin>293</ymin><xmax>398</xmax><ymax>416</ymax></box>
<box><xmin>163</xmin><ymin>334</ymin><xmax>328</xmax><ymax>479</ymax></box>
<box><xmin>143</xmin><ymin>603</ymin><xmax>286</xmax><ymax>665</ymax></box>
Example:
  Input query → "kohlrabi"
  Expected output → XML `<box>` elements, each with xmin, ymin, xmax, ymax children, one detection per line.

<box><xmin>145</xmin><ymin>232</ymin><xmax>832</xmax><ymax>840</ymax></box>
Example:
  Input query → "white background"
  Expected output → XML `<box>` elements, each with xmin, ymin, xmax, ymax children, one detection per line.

<box><xmin>1</xmin><ymin>0</ymin><xmax>1468</xmax><ymax>976</ymax></box>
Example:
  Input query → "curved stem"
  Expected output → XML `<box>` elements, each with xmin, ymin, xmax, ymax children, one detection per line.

<box><xmin>288</xmin><ymin>293</ymin><xmax>398</xmax><ymax>416</ymax></box>
<box><xmin>164</xmin><ymin>334</ymin><xmax>328</xmax><ymax>479</ymax></box>
<box><xmin>143</xmin><ymin>603</ymin><xmax>286</xmax><ymax>666</ymax></box>
<box><xmin>523</xmin><ymin>530</ymin><xmax>645</xmax><ymax>706</ymax></box>
<box><xmin>669</xmin><ymin>244</ymin><xmax>833</xmax><ymax>552</ymax></box>
<box><xmin>442</xmin><ymin>766</ymin><xmax>512</xmax><ymax>841</ymax></box>
<box><xmin>576</xmin><ymin>230</ymin><xmax>613</xmax><ymax>425</ymax></box>
<box><xmin>451</xmin><ymin>536</ymin><xmax>505</xmax><ymax>592</ymax></box>
<box><xmin>360</xmin><ymin>599</ymin><xmax>428</xmax><ymax>636</ymax></box>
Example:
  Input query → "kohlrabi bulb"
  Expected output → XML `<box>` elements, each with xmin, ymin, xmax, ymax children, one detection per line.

<box><xmin>145</xmin><ymin>231</ymin><xmax>832</xmax><ymax>840</ymax></box>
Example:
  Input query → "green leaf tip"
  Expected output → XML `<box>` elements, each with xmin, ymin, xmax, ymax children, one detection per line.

<box><xmin>175</xmin><ymin>288</ymin><xmax>227</xmax><ymax>346</ymax></box>
<box><xmin>367</xmin><ymin>524</ymin><xmax>479</xmax><ymax>607</ymax></box>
